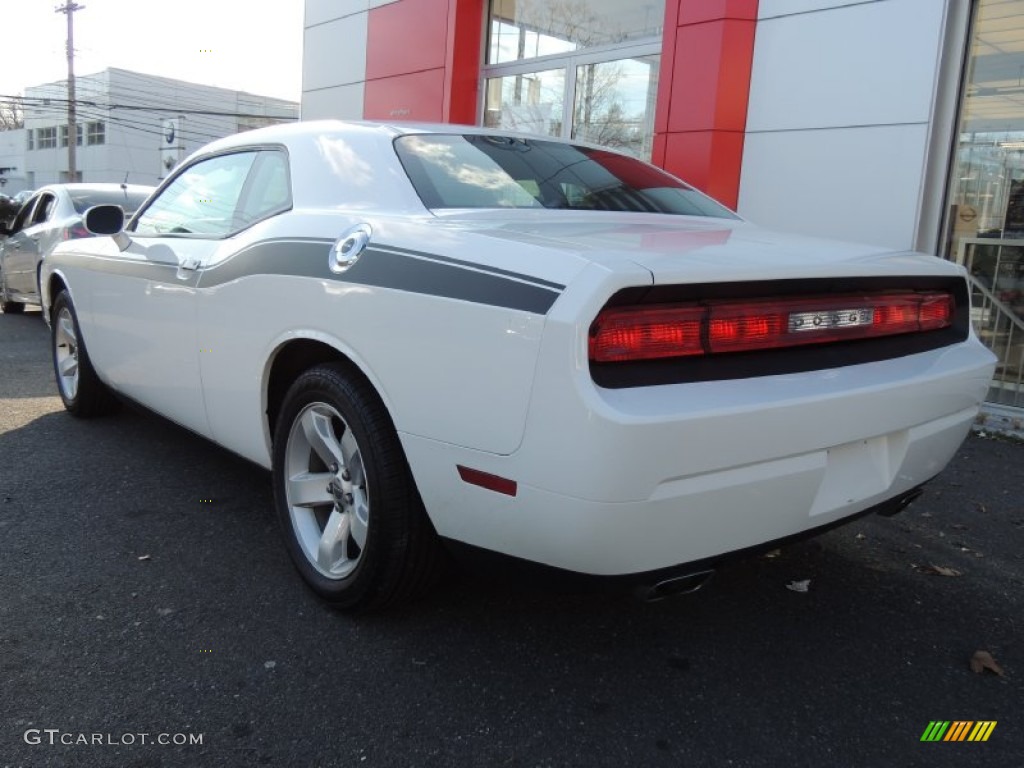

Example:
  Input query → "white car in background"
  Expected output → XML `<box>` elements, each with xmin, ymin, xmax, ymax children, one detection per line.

<box><xmin>0</xmin><ymin>183</ymin><xmax>153</xmax><ymax>313</ymax></box>
<box><xmin>39</xmin><ymin>121</ymin><xmax>996</xmax><ymax>611</ymax></box>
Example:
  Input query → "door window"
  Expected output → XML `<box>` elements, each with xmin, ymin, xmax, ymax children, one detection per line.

<box><xmin>9</xmin><ymin>196</ymin><xmax>39</xmax><ymax>234</ymax></box>
<box><xmin>132</xmin><ymin>152</ymin><xmax>258</xmax><ymax>237</ymax></box>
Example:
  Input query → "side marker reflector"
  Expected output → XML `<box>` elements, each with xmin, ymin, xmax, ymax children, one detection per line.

<box><xmin>457</xmin><ymin>465</ymin><xmax>518</xmax><ymax>497</ymax></box>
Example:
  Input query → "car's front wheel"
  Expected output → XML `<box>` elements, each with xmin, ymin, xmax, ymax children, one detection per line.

<box><xmin>272</xmin><ymin>362</ymin><xmax>444</xmax><ymax>611</ymax></box>
<box><xmin>51</xmin><ymin>290</ymin><xmax>120</xmax><ymax>417</ymax></box>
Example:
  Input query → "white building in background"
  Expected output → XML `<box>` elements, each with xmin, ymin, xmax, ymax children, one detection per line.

<box><xmin>23</xmin><ymin>68</ymin><xmax>298</xmax><ymax>188</ymax></box>
<box><xmin>0</xmin><ymin>128</ymin><xmax>29</xmax><ymax>195</ymax></box>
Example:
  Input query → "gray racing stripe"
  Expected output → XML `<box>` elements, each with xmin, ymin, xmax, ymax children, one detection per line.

<box><xmin>198</xmin><ymin>238</ymin><xmax>563</xmax><ymax>314</ymax></box>
<box><xmin>374</xmin><ymin>243</ymin><xmax>567</xmax><ymax>291</ymax></box>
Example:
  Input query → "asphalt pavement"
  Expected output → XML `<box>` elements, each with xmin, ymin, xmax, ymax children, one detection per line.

<box><xmin>1</xmin><ymin>305</ymin><xmax>1022</xmax><ymax>768</ymax></box>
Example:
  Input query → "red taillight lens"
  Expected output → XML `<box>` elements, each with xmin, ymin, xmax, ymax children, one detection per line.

<box><xmin>708</xmin><ymin>304</ymin><xmax>786</xmax><ymax>353</ymax></box>
<box><xmin>588</xmin><ymin>305</ymin><xmax>704</xmax><ymax>362</ymax></box>
<box><xmin>63</xmin><ymin>223</ymin><xmax>90</xmax><ymax>240</ymax></box>
<box><xmin>918</xmin><ymin>293</ymin><xmax>954</xmax><ymax>330</ymax></box>
<box><xmin>589</xmin><ymin>291</ymin><xmax>954</xmax><ymax>362</ymax></box>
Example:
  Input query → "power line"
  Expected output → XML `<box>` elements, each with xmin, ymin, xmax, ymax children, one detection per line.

<box><xmin>7</xmin><ymin>93</ymin><xmax>297</xmax><ymax>121</ymax></box>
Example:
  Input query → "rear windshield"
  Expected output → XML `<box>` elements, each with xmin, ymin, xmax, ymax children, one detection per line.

<box><xmin>69</xmin><ymin>189</ymin><xmax>150</xmax><ymax>214</ymax></box>
<box><xmin>393</xmin><ymin>134</ymin><xmax>737</xmax><ymax>218</ymax></box>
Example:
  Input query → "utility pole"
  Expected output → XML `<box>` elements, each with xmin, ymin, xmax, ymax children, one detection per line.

<box><xmin>56</xmin><ymin>2</ymin><xmax>85</xmax><ymax>182</ymax></box>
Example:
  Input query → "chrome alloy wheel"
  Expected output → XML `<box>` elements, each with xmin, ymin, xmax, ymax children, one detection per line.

<box><xmin>283</xmin><ymin>402</ymin><xmax>370</xmax><ymax>579</ymax></box>
<box><xmin>54</xmin><ymin>307</ymin><xmax>80</xmax><ymax>400</ymax></box>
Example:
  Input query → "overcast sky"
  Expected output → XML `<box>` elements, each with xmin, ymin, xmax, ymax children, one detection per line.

<box><xmin>3</xmin><ymin>0</ymin><xmax>304</xmax><ymax>102</ymax></box>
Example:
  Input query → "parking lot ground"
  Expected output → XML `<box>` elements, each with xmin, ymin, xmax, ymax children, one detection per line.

<box><xmin>2</xmin><ymin>306</ymin><xmax>1023</xmax><ymax>767</ymax></box>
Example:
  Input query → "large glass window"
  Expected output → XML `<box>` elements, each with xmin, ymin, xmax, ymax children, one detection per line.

<box><xmin>572</xmin><ymin>56</ymin><xmax>659</xmax><ymax>159</ymax></box>
<box><xmin>485</xmin><ymin>68</ymin><xmax>566</xmax><ymax>137</ymax></box>
<box><xmin>488</xmin><ymin>0</ymin><xmax>661</xmax><ymax>64</ymax></box>
<box><xmin>483</xmin><ymin>0</ymin><xmax>662</xmax><ymax>160</ymax></box>
<box><xmin>944</xmin><ymin>0</ymin><xmax>1024</xmax><ymax>407</ymax></box>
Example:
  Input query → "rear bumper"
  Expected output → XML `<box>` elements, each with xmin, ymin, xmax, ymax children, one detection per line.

<box><xmin>447</xmin><ymin>407</ymin><xmax>975</xmax><ymax>575</ymax></box>
<box><xmin>442</xmin><ymin>485</ymin><xmax>927</xmax><ymax>591</ymax></box>
<box><xmin>403</xmin><ymin>339</ymin><xmax>995</xmax><ymax>576</ymax></box>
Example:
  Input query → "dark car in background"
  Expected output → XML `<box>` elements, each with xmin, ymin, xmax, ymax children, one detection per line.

<box><xmin>0</xmin><ymin>183</ymin><xmax>153</xmax><ymax>313</ymax></box>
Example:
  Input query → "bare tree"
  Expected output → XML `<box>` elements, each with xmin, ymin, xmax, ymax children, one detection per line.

<box><xmin>0</xmin><ymin>98</ymin><xmax>24</xmax><ymax>130</ymax></box>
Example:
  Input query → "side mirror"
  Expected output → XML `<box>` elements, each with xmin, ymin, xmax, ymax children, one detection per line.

<box><xmin>84</xmin><ymin>204</ymin><xmax>124</xmax><ymax>235</ymax></box>
<box><xmin>84</xmin><ymin>204</ymin><xmax>131</xmax><ymax>252</ymax></box>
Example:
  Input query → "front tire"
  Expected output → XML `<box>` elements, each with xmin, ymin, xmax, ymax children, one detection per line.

<box><xmin>272</xmin><ymin>362</ymin><xmax>444</xmax><ymax>611</ymax></box>
<box><xmin>51</xmin><ymin>290</ymin><xmax>120</xmax><ymax>417</ymax></box>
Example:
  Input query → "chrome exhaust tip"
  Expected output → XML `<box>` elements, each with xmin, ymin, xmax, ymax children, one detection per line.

<box><xmin>639</xmin><ymin>569</ymin><xmax>715</xmax><ymax>602</ymax></box>
<box><xmin>875</xmin><ymin>487</ymin><xmax>925</xmax><ymax>518</ymax></box>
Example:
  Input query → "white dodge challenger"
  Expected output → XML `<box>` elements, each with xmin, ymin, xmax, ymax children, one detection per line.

<box><xmin>40</xmin><ymin>120</ymin><xmax>996</xmax><ymax>610</ymax></box>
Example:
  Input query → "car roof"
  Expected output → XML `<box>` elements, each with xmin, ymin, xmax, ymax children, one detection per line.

<box><xmin>193</xmin><ymin>119</ymin><xmax>613</xmax><ymax>156</ymax></box>
<box><xmin>34</xmin><ymin>183</ymin><xmax>154</xmax><ymax>196</ymax></box>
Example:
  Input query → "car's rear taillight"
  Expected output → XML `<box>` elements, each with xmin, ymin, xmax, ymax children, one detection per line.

<box><xmin>588</xmin><ymin>306</ymin><xmax>704</xmax><ymax>362</ymax></box>
<box><xmin>589</xmin><ymin>291</ymin><xmax>954</xmax><ymax>363</ymax></box>
<box><xmin>63</xmin><ymin>223</ymin><xmax>90</xmax><ymax>240</ymax></box>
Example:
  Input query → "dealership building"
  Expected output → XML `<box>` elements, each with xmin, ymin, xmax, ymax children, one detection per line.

<box><xmin>302</xmin><ymin>0</ymin><xmax>1024</xmax><ymax>420</ymax></box>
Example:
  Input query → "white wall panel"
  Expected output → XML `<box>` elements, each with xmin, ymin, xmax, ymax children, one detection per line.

<box><xmin>759</xmin><ymin>0</ymin><xmax>886</xmax><ymax>18</ymax></box>
<box><xmin>746</xmin><ymin>0</ymin><xmax>944</xmax><ymax>131</ymax></box>
<box><xmin>738</xmin><ymin>124</ymin><xmax>929</xmax><ymax>250</ymax></box>
<box><xmin>301</xmin><ymin>83</ymin><xmax>367</xmax><ymax>120</ymax></box>
<box><xmin>305</xmin><ymin>0</ymin><xmax>369</xmax><ymax>27</ymax></box>
<box><xmin>302</xmin><ymin>13</ymin><xmax>369</xmax><ymax>92</ymax></box>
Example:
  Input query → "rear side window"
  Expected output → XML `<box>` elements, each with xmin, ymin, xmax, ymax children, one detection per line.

<box><xmin>394</xmin><ymin>134</ymin><xmax>738</xmax><ymax>218</ymax></box>
<box><xmin>234</xmin><ymin>150</ymin><xmax>291</xmax><ymax>229</ymax></box>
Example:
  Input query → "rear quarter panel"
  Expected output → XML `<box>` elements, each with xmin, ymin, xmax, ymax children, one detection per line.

<box><xmin>196</xmin><ymin>214</ymin><xmax>598</xmax><ymax>466</ymax></box>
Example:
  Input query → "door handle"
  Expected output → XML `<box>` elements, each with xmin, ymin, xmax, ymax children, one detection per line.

<box><xmin>176</xmin><ymin>257</ymin><xmax>200</xmax><ymax>280</ymax></box>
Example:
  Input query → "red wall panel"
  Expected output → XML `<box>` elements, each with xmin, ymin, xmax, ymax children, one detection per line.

<box><xmin>666</xmin><ymin>20</ymin><xmax>755</xmax><ymax>134</ymax></box>
<box><xmin>654</xmin><ymin>0</ymin><xmax>758</xmax><ymax>209</ymax></box>
<box><xmin>664</xmin><ymin>131</ymin><xmax>746</xmax><ymax>209</ymax></box>
<box><xmin>365</xmin><ymin>0</ymin><xmax>483</xmax><ymax>125</ymax></box>
<box><xmin>442</xmin><ymin>0</ymin><xmax>484</xmax><ymax>125</ymax></box>
<box><xmin>677</xmin><ymin>0</ymin><xmax>758</xmax><ymax>25</ymax></box>
<box><xmin>363</xmin><ymin>68</ymin><xmax>447</xmax><ymax>122</ymax></box>
<box><xmin>653</xmin><ymin>0</ymin><xmax>681</xmax><ymax>135</ymax></box>
<box><xmin>365</xmin><ymin>0</ymin><xmax>449</xmax><ymax>81</ymax></box>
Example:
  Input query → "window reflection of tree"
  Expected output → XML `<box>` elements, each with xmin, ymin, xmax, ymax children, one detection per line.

<box><xmin>491</xmin><ymin>0</ymin><xmax>639</xmax><ymax>60</ymax></box>
<box><xmin>573</xmin><ymin>59</ymin><xmax>657</xmax><ymax>159</ymax></box>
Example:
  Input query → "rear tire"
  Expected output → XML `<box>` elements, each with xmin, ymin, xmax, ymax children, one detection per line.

<box><xmin>272</xmin><ymin>362</ymin><xmax>444</xmax><ymax>612</ymax></box>
<box><xmin>51</xmin><ymin>290</ymin><xmax>120</xmax><ymax>417</ymax></box>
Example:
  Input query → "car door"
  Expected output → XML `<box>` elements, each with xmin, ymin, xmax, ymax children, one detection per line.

<box><xmin>16</xmin><ymin>191</ymin><xmax>58</xmax><ymax>299</ymax></box>
<box><xmin>86</xmin><ymin>150</ymin><xmax>260</xmax><ymax>437</ymax></box>
<box><xmin>195</xmin><ymin>148</ymin><xmax>293</xmax><ymax>455</ymax></box>
<box><xmin>2</xmin><ymin>193</ymin><xmax>47</xmax><ymax>297</ymax></box>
